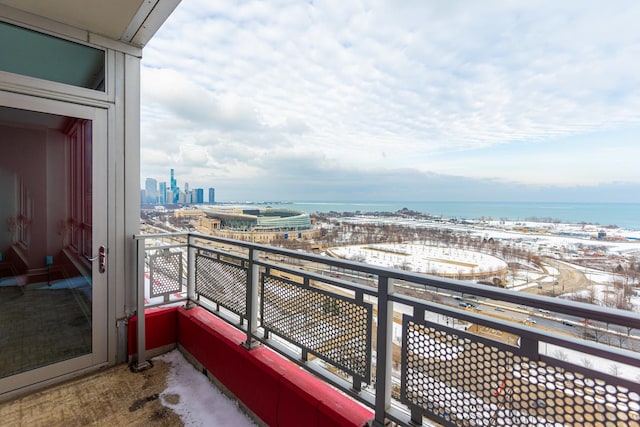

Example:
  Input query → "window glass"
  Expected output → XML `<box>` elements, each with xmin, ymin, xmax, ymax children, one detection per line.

<box><xmin>0</xmin><ymin>107</ymin><xmax>93</xmax><ymax>378</ymax></box>
<box><xmin>0</xmin><ymin>21</ymin><xmax>105</xmax><ymax>91</ymax></box>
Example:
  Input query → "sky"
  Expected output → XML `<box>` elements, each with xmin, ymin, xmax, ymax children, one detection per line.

<box><xmin>140</xmin><ymin>0</ymin><xmax>640</xmax><ymax>203</ymax></box>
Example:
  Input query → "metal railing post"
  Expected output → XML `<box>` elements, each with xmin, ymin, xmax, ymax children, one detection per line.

<box><xmin>243</xmin><ymin>248</ymin><xmax>260</xmax><ymax>348</ymax></box>
<box><xmin>134</xmin><ymin>237</ymin><xmax>151</xmax><ymax>371</ymax></box>
<box><xmin>373</xmin><ymin>276</ymin><xmax>394</xmax><ymax>426</ymax></box>
<box><xmin>187</xmin><ymin>234</ymin><xmax>196</xmax><ymax>305</ymax></box>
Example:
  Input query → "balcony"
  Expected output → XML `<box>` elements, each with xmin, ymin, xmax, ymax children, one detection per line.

<box><xmin>130</xmin><ymin>232</ymin><xmax>640</xmax><ymax>427</ymax></box>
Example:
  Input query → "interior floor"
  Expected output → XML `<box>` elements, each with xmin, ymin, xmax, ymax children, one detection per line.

<box><xmin>0</xmin><ymin>285</ymin><xmax>91</xmax><ymax>378</ymax></box>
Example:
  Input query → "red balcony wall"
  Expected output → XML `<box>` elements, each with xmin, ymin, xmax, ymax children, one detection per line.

<box><xmin>128</xmin><ymin>306</ymin><xmax>373</xmax><ymax>426</ymax></box>
<box><xmin>177</xmin><ymin>307</ymin><xmax>373</xmax><ymax>427</ymax></box>
<box><xmin>127</xmin><ymin>306</ymin><xmax>179</xmax><ymax>355</ymax></box>
<box><xmin>176</xmin><ymin>307</ymin><xmax>281</xmax><ymax>425</ymax></box>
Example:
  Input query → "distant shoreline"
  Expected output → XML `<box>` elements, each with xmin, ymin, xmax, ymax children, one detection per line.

<box><xmin>212</xmin><ymin>200</ymin><xmax>640</xmax><ymax>231</ymax></box>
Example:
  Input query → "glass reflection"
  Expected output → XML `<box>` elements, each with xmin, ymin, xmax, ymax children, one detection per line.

<box><xmin>0</xmin><ymin>107</ymin><xmax>92</xmax><ymax>378</ymax></box>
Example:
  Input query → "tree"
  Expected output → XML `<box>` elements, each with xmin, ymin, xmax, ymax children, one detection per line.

<box><xmin>553</xmin><ymin>349</ymin><xmax>568</xmax><ymax>361</ymax></box>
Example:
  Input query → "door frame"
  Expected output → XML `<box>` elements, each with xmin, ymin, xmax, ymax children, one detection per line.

<box><xmin>0</xmin><ymin>91</ymin><xmax>110</xmax><ymax>396</ymax></box>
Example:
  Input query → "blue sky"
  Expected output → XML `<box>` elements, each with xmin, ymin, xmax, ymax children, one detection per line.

<box><xmin>140</xmin><ymin>0</ymin><xmax>640</xmax><ymax>202</ymax></box>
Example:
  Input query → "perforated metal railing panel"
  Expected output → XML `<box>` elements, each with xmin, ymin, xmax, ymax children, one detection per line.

<box><xmin>195</xmin><ymin>252</ymin><xmax>247</xmax><ymax>317</ymax></box>
<box><xmin>401</xmin><ymin>316</ymin><xmax>640</xmax><ymax>427</ymax></box>
<box><xmin>261</xmin><ymin>274</ymin><xmax>373</xmax><ymax>383</ymax></box>
<box><xmin>149</xmin><ymin>251</ymin><xmax>183</xmax><ymax>298</ymax></box>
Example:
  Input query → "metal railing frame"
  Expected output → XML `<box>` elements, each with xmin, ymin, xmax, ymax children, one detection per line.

<box><xmin>133</xmin><ymin>231</ymin><xmax>640</xmax><ymax>426</ymax></box>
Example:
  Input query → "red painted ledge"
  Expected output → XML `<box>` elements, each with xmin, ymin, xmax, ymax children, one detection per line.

<box><xmin>127</xmin><ymin>306</ymin><xmax>179</xmax><ymax>355</ymax></box>
<box><xmin>129</xmin><ymin>306</ymin><xmax>373</xmax><ymax>426</ymax></box>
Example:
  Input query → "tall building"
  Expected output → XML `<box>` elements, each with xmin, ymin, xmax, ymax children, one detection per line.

<box><xmin>208</xmin><ymin>187</ymin><xmax>215</xmax><ymax>204</ymax></box>
<box><xmin>170</xmin><ymin>169</ymin><xmax>178</xmax><ymax>203</ymax></box>
<box><xmin>195</xmin><ymin>188</ymin><xmax>204</xmax><ymax>204</ymax></box>
<box><xmin>159</xmin><ymin>182</ymin><xmax>167</xmax><ymax>204</ymax></box>
<box><xmin>145</xmin><ymin>178</ymin><xmax>158</xmax><ymax>204</ymax></box>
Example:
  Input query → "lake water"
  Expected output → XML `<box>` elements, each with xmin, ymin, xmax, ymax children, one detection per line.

<box><xmin>253</xmin><ymin>201</ymin><xmax>640</xmax><ymax>231</ymax></box>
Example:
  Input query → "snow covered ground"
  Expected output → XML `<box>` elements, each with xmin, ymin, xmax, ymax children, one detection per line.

<box><xmin>329</xmin><ymin>217</ymin><xmax>639</xmax><ymax>315</ymax></box>
<box><xmin>540</xmin><ymin>342</ymin><xmax>640</xmax><ymax>382</ymax></box>
<box><xmin>331</xmin><ymin>243</ymin><xmax>507</xmax><ymax>277</ymax></box>
<box><xmin>337</xmin><ymin>215</ymin><xmax>640</xmax><ymax>257</ymax></box>
<box><xmin>332</xmin><ymin>220</ymin><xmax>640</xmax><ymax>387</ymax></box>
<box><xmin>156</xmin><ymin>350</ymin><xmax>256</xmax><ymax>426</ymax></box>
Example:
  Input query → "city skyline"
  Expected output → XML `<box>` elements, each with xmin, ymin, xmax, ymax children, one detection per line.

<box><xmin>142</xmin><ymin>169</ymin><xmax>215</xmax><ymax>204</ymax></box>
<box><xmin>140</xmin><ymin>1</ymin><xmax>640</xmax><ymax>203</ymax></box>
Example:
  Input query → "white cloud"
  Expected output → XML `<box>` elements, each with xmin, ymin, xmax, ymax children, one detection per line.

<box><xmin>140</xmin><ymin>0</ymin><xmax>640</xmax><ymax>201</ymax></box>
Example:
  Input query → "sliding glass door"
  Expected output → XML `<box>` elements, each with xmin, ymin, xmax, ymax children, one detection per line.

<box><xmin>0</xmin><ymin>92</ymin><xmax>108</xmax><ymax>394</ymax></box>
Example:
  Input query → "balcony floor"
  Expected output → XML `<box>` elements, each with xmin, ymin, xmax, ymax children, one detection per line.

<box><xmin>0</xmin><ymin>350</ymin><xmax>257</xmax><ymax>427</ymax></box>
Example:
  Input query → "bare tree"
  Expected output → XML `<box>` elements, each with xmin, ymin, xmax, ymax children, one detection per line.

<box><xmin>586</xmin><ymin>284</ymin><xmax>598</xmax><ymax>305</ymax></box>
<box><xmin>553</xmin><ymin>349</ymin><xmax>569</xmax><ymax>361</ymax></box>
<box><xmin>608</xmin><ymin>364</ymin><xmax>621</xmax><ymax>376</ymax></box>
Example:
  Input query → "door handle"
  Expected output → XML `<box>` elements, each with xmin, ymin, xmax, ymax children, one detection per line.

<box><xmin>86</xmin><ymin>246</ymin><xmax>106</xmax><ymax>273</ymax></box>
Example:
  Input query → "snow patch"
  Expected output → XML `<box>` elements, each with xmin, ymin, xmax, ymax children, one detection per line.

<box><xmin>156</xmin><ymin>350</ymin><xmax>256</xmax><ymax>426</ymax></box>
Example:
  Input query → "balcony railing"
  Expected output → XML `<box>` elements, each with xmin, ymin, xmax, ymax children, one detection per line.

<box><xmin>134</xmin><ymin>232</ymin><xmax>640</xmax><ymax>427</ymax></box>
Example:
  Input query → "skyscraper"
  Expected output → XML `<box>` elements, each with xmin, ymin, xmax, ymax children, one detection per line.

<box><xmin>195</xmin><ymin>188</ymin><xmax>204</xmax><ymax>204</ymax></box>
<box><xmin>159</xmin><ymin>182</ymin><xmax>167</xmax><ymax>204</ymax></box>
<box><xmin>170</xmin><ymin>169</ymin><xmax>178</xmax><ymax>203</ymax></box>
<box><xmin>208</xmin><ymin>187</ymin><xmax>215</xmax><ymax>204</ymax></box>
<box><xmin>145</xmin><ymin>178</ymin><xmax>158</xmax><ymax>204</ymax></box>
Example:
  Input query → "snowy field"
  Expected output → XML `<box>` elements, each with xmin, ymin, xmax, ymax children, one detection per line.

<box><xmin>330</xmin><ymin>220</ymin><xmax>640</xmax><ymax>385</ymax></box>
<box><xmin>329</xmin><ymin>217</ymin><xmax>639</xmax><ymax>312</ymax></box>
<box><xmin>473</xmin><ymin>225</ymin><xmax>640</xmax><ymax>258</ymax></box>
<box><xmin>337</xmin><ymin>215</ymin><xmax>640</xmax><ymax>257</ymax></box>
<box><xmin>331</xmin><ymin>243</ymin><xmax>507</xmax><ymax>277</ymax></box>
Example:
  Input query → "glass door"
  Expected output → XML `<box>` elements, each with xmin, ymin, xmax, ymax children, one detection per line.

<box><xmin>0</xmin><ymin>92</ymin><xmax>108</xmax><ymax>394</ymax></box>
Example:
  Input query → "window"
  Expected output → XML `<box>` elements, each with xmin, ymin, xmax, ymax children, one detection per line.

<box><xmin>0</xmin><ymin>21</ymin><xmax>105</xmax><ymax>91</ymax></box>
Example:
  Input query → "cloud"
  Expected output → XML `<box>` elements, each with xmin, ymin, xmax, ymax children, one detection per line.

<box><xmin>140</xmin><ymin>0</ymin><xmax>640</xmax><ymax>202</ymax></box>
<box><xmin>142</xmin><ymin>68</ymin><xmax>263</xmax><ymax>132</ymax></box>
<box><xmin>185</xmin><ymin>151</ymin><xmax>640</xmax><ymax>204</ymax></box>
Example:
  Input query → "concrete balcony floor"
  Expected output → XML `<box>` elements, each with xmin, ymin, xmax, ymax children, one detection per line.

<box><xmin>0</xmin><ymin>350</ymin><xmax>256</xmax><ymax>427</ymax></box>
